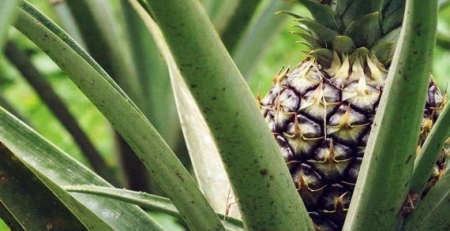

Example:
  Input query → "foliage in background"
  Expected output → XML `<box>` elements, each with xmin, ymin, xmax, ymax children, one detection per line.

<box><xmin>0</xmin><ymin>0</ymin><xmax>450</xmax><ymax>230</ymax></box>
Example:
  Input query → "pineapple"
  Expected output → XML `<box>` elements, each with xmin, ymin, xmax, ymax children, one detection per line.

<box><xmin>260</xmin><ymin>0</ymin><xmax>447</xmax><ymax>230</ymax></box>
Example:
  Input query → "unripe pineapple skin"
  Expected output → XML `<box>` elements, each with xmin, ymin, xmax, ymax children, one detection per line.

<box><xmin>260</xmin><ymin>1</ymin><xmax>450</xmax><ymax>229</ymax></box>
<box><xmin>260</xmin><ymin>55</ymin><xmax>446</xmax><ymax>230</ymax></box>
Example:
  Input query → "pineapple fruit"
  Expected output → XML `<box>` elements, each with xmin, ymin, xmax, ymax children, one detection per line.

<box><xmin>260</xmin><ymin>0</ymin><xmax>447</xmax><ymax>230</ymax></box>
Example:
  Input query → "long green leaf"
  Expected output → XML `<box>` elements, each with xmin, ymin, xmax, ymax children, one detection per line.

<box><xmin>0</xmin><ymin>145</ymin><xmax>88</xmax><ymax>230</ymax></box>
<box><xmin>0</xmin><ymin>94</ymin><xmax>28</xmax><ymax>125</ymax></box>
<box><xmin>0</xmin><ymin>201</ymin><xmax>24</xmax><ymax>231</ymax></box>
<box><xmin>343</xmin><ymin>0</ymin><xmax>438</xmax><ymax>230</ymax></box>
<box><xmin>436</xmin><ymin>32</ymin><xmax>450</xmax><ymax>50</ymax></box>
<box><xmin>0</xmin><ymin>105</ymin><xmax>163</xmax><ymax>230</ymax></box>
<box><xmin>139</xmin><ymin>0</ymin><xmax>313</xmax><ymax>230</ymax></box>
<box><xmin>50</xmin><ymin>0</ymin><xmax>86</xmax><ymax>48</ymax></box>
<box><xmin>64</xmin><ymin>185</ymin><xmax>245</xmax><ymax>231</ymax></box>
<box><xmin>209</xmin><ymin>1</ymin><xmax>240</xmax><ymax>34</ymax></box>
<box><xmin>120</xmin><ymin>1</ymin><xmax>184</xmax><ymax>195</ymax></box>
<box><xmin>202</xmin><ymin>0</ymin><xmax>217</xmax><ymax>16</ymax></box>
<box><xmin>171</xmin><ymin>74</ymin><xmax>235</xmax><ymax>215</ymax></box>
<box><xmin>4</xmin><ymin>41</ymin><xmax>120</xmax><ymax>186</ymax></box>
<box><xmin>0</xmin><ymin>0</ymin><xmax>21</xmax><ymax>48</ymax></box>
<box><xmin>65</xmin><ymin>0</ymin><xmax>144</xmax><ymax>106</ymax></box>
<box><xmin>128</xmin><ymin>1</ymin><xmax>235</xmax><ymax>215</ymax></box>
<box><xmin>121</xmin><ymin>0</ymin><xmax>180</xmax><ymax>149</ymax></box>
<box><xmin>410</xmin><ymin>103</ymin><xmax>450</xmax><ymax>195</ymax></box>
<box><xmin>202</xmin><ymin>0</ymin><xmax>235</xmax><ymax>25</ymax></box>
<box><xmin>64</xmin><ymin>0</ymin><xmax>148</xmax><ymax>192</ymax></box>
<box><xmin>220</xmin><ymin>0</ymin><xmax>264</xmax><ymax>52</ymax></box>
<box><xmin>232</xmin><ymin>0</ymin><xmax>295</xmax><ymax>79</ymax></box>
<box><xmin>14</xmin><ymin>2</ymin><xmax>224</xmax><ymax>230</ymax></box>
<box><xmin>401</xmin><ymin>170</ymin><xmax>450</xmax><ymax>230</ymax></box>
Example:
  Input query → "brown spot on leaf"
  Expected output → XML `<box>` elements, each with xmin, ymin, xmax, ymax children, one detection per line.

<box><xmin>260</xmin><ymin>169</ymin><xmax>268</xmax><ymax>175</ymax></box>
<box><xmin>405</xmin><ymin>155</ymin><xmax>413</xmax><ymax>164</ymax></box>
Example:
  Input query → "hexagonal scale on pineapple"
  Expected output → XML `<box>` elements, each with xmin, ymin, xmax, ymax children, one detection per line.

<box><xmin>287</xmin><ymin>61</ymin><xmax>323</xmax><ymax>95</ymax></box>
<box><xmin>308</xmin><ymin>139</ymin><xmax>353</xmax><ymax>181</ymax></box>
<box><xmin>326</xmin><ymin>105</ymin><xmax>370</xmax><ymax>145</ymax></box>
<box><xmin>300</xmin><ymin>82</ymin><xmax>341</xmax><ymax>122</ymax></box>
<box><xmin>291</xmin><ymin>163</ymin><xmax>327</xmax><ymax>209</ymax></box>
<box><xmin>284</xmin><ymin>114</ymin><xmax>324</xmax><ymax>159</ymax></box>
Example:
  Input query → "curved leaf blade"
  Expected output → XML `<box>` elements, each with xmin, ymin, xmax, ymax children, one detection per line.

<box><xmin>14</xmin><ymin>2</ymin><xmax>224</xmax><ymax>230</ymax></box>
<box><xmin>65</xmin><ymin>0</ymin><xmax>145</xmax><ymax>107</ymax></box>
<box><xmin>50</xmin><ymin>1</ymin><xmax>86</xmax><ymax>48</ymax></box>
<box><xmin>401</xmin><ymin>171</ymin><xmax>450</xmax><ymax>231</ymax></box>
<box><xmin>137</xmin><ymin>0</ymin><xmax>314</xmax><ymax>230</ymax></box>
<box><xmin>0</xmin><ymin>145</ymin><xmax>88</xmax><ymax>231</ymax></box>
<box><xmin>129</xmin><ymin>2</ymin><xmax>235</xmax><ymax>215</ymax></box>
<box><xmin>0</xmin><ymin>201</ymin><xmax>24</xmax><ymax>231</ymax></box>
<box><xmin>121</xmin><ymin>0</ymin><xmax>180</xmax><ymax>148</ymax></box>
<box><xmin>0</xmin><ymin>104</ymin><xmax>163</xmax><ymax>230</ymax></box>
<box><xmin>220</xmin><ymin>0</ymin><xmax>264</xmax><ymax>52</ymax></box>
<box><xmin>172</xmin><ymin>72</ymin><xmax>234</xmax><ymax>215</ymax></box>
<box><xmin>121</xmin><ymin>0</ymin><xmax>182</xmax><ymax>193</ymax></box>
<box><xmin>232</xmin><ymin>0</ymin><xmax>295</xmax><ymax>79</ymax></box>
<box><xmin>0</xmin><ymin>0</ymin><xmax>21</xmax><ymax>48</ymax></box>
<box><xmin>0</xmin><ymin>95</ymin><xmax>28</xmax><ymax>125</ymax></box>
<box><xmin>64</xmin><ymin>185</ymin><xmax>245</xmax><ymax>231</ymax></box>
<box><xmin>410</xmin><ymin>103</ymin><xmax>450</xmax><ymax>195</ymax></box>
<box><xmin>65</xmin><ymin>0</ymin><xmax>150</xmax><ymax>191</ymax></box>
<box><xmin>343</xmin><ymin>0</ymin><xmax>438</xmax><ymax>230</ymax></box>
<box><xmin>3</xmin><ymin>41</ymin><xmax>120</xmax><ymax>186</ymax></box>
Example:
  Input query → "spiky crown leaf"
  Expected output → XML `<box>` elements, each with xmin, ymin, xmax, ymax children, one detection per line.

<box><xmin>291</xmin><ymin>0</ymin><xmax>405</xmax><ymax>66</ymax></box>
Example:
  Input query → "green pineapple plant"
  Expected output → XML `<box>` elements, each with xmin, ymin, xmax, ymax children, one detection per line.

<box><xmin>260</xmin><ymin>0</ymin><xmax>449</xmax><ymax>229</ymax></box>
<box><xmin>0</xmin><ymin>0</ymin><xmax>449</xmax><ymax>231</ymax></box>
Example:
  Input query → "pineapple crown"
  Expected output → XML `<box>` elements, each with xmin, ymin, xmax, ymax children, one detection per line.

<box><xmin>287</xmin><ymin>0</ymin><xmax>405</xmax><ymax>68</ymax></box>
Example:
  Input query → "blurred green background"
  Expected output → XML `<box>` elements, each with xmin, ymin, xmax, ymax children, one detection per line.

<box><xmin>1</xmin><ymin>0</ymin><xmax>450</xmax><ymax>230</ymax></box>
